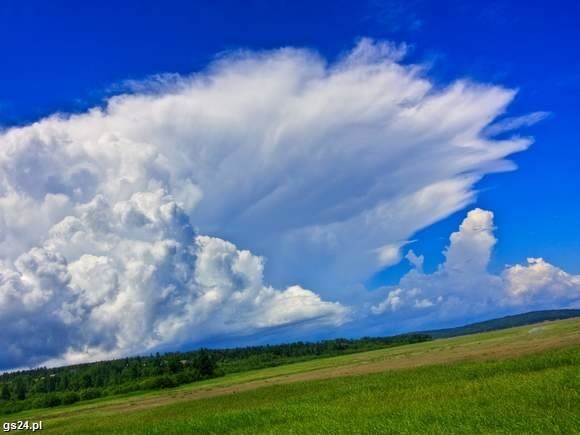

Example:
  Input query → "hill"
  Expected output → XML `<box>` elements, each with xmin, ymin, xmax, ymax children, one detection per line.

<box><xmin>425</xmin><ymin>309</ymin><xmax>580</xmax><ymax>338</ymax></box>
<box><xmin>0</xmin><ymin>334</ymin><xmax>431</xmax><ymax>415</ymax></box>
<box><xmin>4</xmin><ymin>317</ymin><xmax>579</xmax><ymax>434</ymax></box>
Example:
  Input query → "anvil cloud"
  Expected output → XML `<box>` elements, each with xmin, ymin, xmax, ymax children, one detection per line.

<box><xmin>0</xmin><ymin>39</ymin><xmax>550</xmax><ymax>369</ymax></box>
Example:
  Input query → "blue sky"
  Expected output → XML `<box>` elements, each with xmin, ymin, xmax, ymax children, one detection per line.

<box><xmin>0</xmin><ymin>0</ymin><xmax>579</xmax><ymax>369</ymax></box>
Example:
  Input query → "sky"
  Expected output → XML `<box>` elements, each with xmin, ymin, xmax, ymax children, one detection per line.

<box><xmin>0</xmin><ymin>0</ymin><xmax>579</xmax><ymax>370</ymax></box>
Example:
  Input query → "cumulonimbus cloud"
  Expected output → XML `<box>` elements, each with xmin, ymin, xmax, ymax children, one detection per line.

<box><xmin>0</xmin><ymin>39</ymin><xmax>541</xmax><ymax>369</ymax></box>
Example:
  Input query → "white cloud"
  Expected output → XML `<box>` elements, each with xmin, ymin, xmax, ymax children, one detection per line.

<box><xmin>405</xmin><ymin>250</ymin><xmax>424</xmax><ymax>271</ymax></box>
<box><xmin>0</xmin><ymin>192</ymin><xmax>348</xmax><ymax>369</ymax></box>
<box><xmin>375</xmin><ymin>240</ymin><xmax>412</xmax><ymax>267</ymax></box>
<box><xmin>0</xmin><ymin>39</ymin><xmax>531</xmax><ymax>293</ymax></box>
<box><xmin>371</xmin><ymin>209</ymin><xmax>580</xmax><ymax>323</ymax></box>
<box><xmin>443</xmin><ymin>208</ymin><xmax>497</xmax><ymax>275</ymax></box>
<box><xmin>0</xmin><ymin>39</ymin><xmax>538</xmax><ymax>369</ymax></box>
<box><xmin>503</xmin><ymin>257</ymin><xmax>580</xmax><ymax>302</ymax></box>
<box><xmin>371</xmin><ymin>288</ymin><xmax>405</xmax><ymax>314</ymax></box>
<box><xmin>484</xmin><ymin>111</ymin><xmax>550</xmax><ymax>136</ymax></box>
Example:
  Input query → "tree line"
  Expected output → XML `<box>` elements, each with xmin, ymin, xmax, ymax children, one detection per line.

<box><xmin>0</xmin><ymin>333</ymin><xmax>431</xmax><ymax>414</ymax></box>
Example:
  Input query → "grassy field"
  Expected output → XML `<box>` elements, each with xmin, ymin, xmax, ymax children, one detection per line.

<box><xmin>4</xmin><ymin>318</ymin><xmax>580</xmax><ymax>434</ymax></box>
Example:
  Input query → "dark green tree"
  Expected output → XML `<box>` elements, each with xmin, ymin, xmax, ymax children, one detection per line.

<box><xmin>15</xmin><ymin>380</ymin><xmax>27</xmax><ymax>400</ymax></box>
<box><xmin>1</xmin><ymin>383</ymin><xmax>10</xmax><ymax>401</ymax></box>
<box><xmin>195</xmin><ymin>349</ymin><xmax>216</xmax><ymax>377</ymax></box>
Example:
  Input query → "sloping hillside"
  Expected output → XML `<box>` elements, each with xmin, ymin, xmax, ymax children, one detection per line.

<box><xmin>425</xmin><ymin>309</ymin><xmax>580</xmax><ymax>338</ymax></box>
<box><xmin>5</xmin><ymin>317</ymin><xmax>579</xmax><ymax>434</ymax></box>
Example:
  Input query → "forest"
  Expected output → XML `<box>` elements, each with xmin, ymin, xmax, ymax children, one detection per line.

<box><xmin>0</xmin><ymin>333</ymin><xmax>431</xmax><ymax>414</ymax></box>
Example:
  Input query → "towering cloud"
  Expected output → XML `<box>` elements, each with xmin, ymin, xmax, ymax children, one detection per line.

<box><xmin>0</xmin><ymin>189</ymin><xmax>347</xmax><ymax>369</ymax></box>
<box><xmin>371</xmin><ymin>209</ymin><xmax>580</xmax><ymax>323</ymax></box>
<box><xmin>0</xmin><ymin>39</ymin><xmax>539</xmax><ymax>369</ymax></box>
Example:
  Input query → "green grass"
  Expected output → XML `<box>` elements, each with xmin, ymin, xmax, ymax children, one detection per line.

<box><xmin>19</xmin><ymin>347</ymin><xmax>580</xmax><ymax>434</ymax></box>
<box><xmin>4</xmin><ymin>318</ymin><xmax>580</xmax><ymax>434</ymax></box>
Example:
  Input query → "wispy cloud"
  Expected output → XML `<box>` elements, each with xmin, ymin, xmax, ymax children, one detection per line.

<box><xmin>484</xmin><ymin>111</ymin><xmax>551</xmax><ymax>136</ymax></box>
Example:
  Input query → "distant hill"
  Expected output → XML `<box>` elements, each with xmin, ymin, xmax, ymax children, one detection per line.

<box><xmin>424</xmin><ymin>309</ymin><xmax>580</xmax><ymax>338</ymax></box>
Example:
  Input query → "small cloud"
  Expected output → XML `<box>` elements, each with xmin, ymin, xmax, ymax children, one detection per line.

<box><xmin>371</xmin><ymin>288</ymin><xmax>404</xmax><ymax>314</ymax></box>
<box><xmin>484</xmin><ymin>111</ymin><xmax>551</xmax><ymax>136</ymax></box>
<box><xmin>414</xmin><ymin>298</ymin><xmax>434</xmax><ymax>308</ymax></box>
<box><xmin>340</xmin><ymin>38</ymin><xmax>409</xmax><ymax>68</ymax></box>
<box><xmin>375</xmin><ymin>240</ymin><xmax>413</xmax><ymax>267</ymax></box>
<box><xmin>405</xmin><ymin>249</ymin><xmax>424</xmax><ymax>271</ymax></box>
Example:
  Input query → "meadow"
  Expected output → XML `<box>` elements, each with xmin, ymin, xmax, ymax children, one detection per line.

<box><xmin>4</xmin><ymin>317</ymin><xmax>579</xmax><ymax>434</ymax></box>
